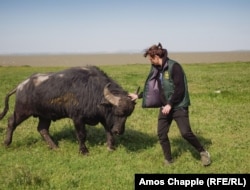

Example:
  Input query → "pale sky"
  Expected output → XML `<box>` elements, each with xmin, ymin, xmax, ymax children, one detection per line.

<box><xmin>1</xmin><ymin>0</ymin><xmax>250</xmax><ymax>54</ymax></box>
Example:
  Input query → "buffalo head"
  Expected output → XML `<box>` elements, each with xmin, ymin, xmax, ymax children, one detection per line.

<box><xmin>103</xmin><ymin>83</ymin><xmax>136</xmax><ymax>135</ymax></box>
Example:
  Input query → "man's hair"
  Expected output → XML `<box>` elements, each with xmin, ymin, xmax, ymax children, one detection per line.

<box><xmin>143</xmin><ymin>43</ymin><xmax>168</xmax><ymax>58</ymax></box>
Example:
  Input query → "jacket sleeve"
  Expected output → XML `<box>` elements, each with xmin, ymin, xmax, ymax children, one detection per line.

<box><xmin>167</xmin><ymin>63</ymin><xmax>185</xmax><ymax>106</ymax></box>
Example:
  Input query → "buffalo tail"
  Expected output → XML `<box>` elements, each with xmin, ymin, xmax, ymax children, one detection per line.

<box><xmin>0</xmin><ymin>88</ymin><xmax>16</xmax><ymax>120</ymax></box>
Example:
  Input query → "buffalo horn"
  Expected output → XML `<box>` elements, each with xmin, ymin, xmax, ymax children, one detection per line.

<box><xmin>135</xmin><ymin>86</ymin><xmax>140</xmax><ymax>95</ymax></box>
<box><xmin>104</xmin><ymin>83</ymin><xmax>120</xmax><ymax>106</ymax></box>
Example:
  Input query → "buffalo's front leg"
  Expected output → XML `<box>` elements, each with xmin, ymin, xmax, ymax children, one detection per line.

<box><xmin>73</xmin><ymin>119</ymin><xmax>89</xmax><ymax>155</ymax></box>
<box><xmin>37</xmin><ymin>117</ymin><xmax>58</xmax><ymax>149</ymax></box>
<box><xmin>106</xmin><ymin>131</ymin><xmax>115</xmax><ymax>151</ymax></box>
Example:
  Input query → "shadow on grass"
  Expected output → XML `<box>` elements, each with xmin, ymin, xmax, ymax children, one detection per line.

<box><xmin>51</xmin><ymin>125</ymin><xmax>158</xmax><ymax>152</ymax></box>
<box><xmin>171</xmin><ymin>135</ymin><xmax>212</xmax><ymax>161</ymax></box>
<box><xmin>52</xmin><ymin>125</ymin><xmax>211</xmax><ymax>157</ymax></box>
<box><xmin>3</xmin><ymin>124</ymin><xmax>211</xmax><ymax>158</ymax></box>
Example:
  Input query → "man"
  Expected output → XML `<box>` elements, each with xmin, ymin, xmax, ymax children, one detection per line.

<box><xmin>129</xmin><ymin>43</ymin><xmax>211</xmax><ymax>166</ymax></box>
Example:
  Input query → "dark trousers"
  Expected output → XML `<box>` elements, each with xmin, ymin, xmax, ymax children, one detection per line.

<box><xmin>157</xmin><ymin>107</ymin><xmax>205</xmax><ymax>161</ymax></box>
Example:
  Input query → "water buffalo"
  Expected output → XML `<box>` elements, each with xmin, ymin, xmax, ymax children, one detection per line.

<box><xmin>0</xmin><ymin>66</ymin><xmax>137</xmax><ymax>155</ymax></box>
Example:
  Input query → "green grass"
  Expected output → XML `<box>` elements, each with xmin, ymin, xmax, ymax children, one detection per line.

<box><xmin>0</xmin><ymin>62</ymin><xmax>249</xmax><ymax>189</ymax></box>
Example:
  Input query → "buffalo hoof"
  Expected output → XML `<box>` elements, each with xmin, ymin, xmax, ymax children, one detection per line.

<box><xmin>3</xmin><ymin>140</ymin><xmax>11</xmax><ymax>147</ymax></box>
<box><xmin>107</xmin><ymin>146</ymin><xmax>116</xmax><ymax>151</ymax></box>
<box><xmin>79</xmin><ymin>149</ymin><xmax>89</xmax><ymax>156</ymax></box>
<box><xmin>50</xmin><ymin>146</ymin><xmax>59</xmax><ymax>150</ymax></box>
<box><xmin>46</xmin><ymin>143</ymin><xmax>58</xmax><ymax>150</ymax></box>
<box><xmin>83</xmin><ymin>152</ymin><xmax>89</xmax><ymax>156</ymax></box>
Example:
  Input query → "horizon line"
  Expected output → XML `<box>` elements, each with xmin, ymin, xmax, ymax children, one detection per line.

<box><xmin>1</xmin><ymin>49</ymin><xmax>250</xmax><ymax>56</ymax></box>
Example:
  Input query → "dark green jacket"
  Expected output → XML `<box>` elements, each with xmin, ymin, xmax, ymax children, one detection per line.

<box><xmin>161</xmin><ymin>59</ymin><xmax>190</xmax><ymax>109</ymax></box>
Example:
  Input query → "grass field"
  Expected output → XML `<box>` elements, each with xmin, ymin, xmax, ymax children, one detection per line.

<box><xmin>0</xmin><ymin>62</ymin><xmax>249</xmax><ymax>189</ymax></box>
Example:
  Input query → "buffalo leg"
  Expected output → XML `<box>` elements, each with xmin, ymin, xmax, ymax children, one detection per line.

<box><xmin>73</xmin><ymin>119</ymin><xmax>89</xmax><ymax>155</ymax></box>
<box><xmin>37</xmin><ymin>117</ymin><xmax>58</xmax><ymax>149</ymax></box>
<box><xmin>106</xmin><ymin>131</ymin><xmax>115</xmax><ymax>151</ymax></box>
<box><xmin>4</xmin><ymin>112</ymin><xmax>30</xmax><ymax>146</ymax></box>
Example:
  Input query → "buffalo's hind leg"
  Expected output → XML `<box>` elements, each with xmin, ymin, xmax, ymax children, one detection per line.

<box><xmin>4</xmin><ymin>112</ymin><xmax>30</xmax><ymax>146</ymax></box>
<box><xmin>37</xmin><ymin>117</ymin><xmax>58</xmax><ymax>149</ymax></box>
<box><xmin>73</xmin><ymin>118</ymin><xmax>89</xmax><ymax>155</ymax></box>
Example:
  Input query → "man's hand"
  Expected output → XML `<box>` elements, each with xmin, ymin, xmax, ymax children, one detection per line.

<box><xmin>128</xmin><ymin>93</ymin><xmax>138</xmax><ymax>101</ymax></box>
<box><xmin>162</xmin><ymin>104</ymin><xmax>172</xmax><ymax>115</ymax></box>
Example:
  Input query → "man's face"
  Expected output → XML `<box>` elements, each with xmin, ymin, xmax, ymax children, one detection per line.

<box><xmin>148</xmin><ymin>55</ymin><xmax>161</xmax><ymax>66</ymax></box>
